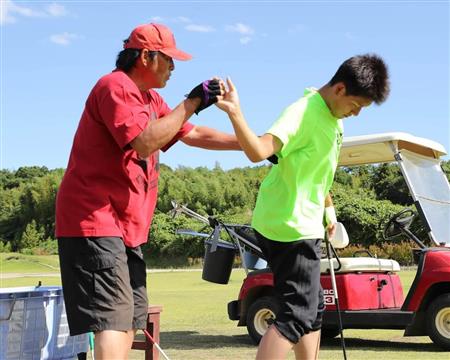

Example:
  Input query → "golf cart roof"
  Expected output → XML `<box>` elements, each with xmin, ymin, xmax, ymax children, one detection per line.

<box><xmin>339</xmin><ymin>132</ymin><xmax>447</xmax><ymax>166</ymax></box>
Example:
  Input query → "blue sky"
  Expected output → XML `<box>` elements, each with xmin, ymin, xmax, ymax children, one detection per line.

<box><xmin>1</xmin><ymin>1</ymin><xmax>449</xmax><ymax>171</ymax></box>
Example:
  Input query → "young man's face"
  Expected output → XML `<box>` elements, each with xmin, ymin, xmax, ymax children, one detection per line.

<box><xmin>330</xmin><ymin>83</ymin><xmax>372</xmax><ymax>119</ymax></box>
<box><xmin>332</xmin><ymin>95</ymin><xmax>372</xmax><ymax>119</ymax></box>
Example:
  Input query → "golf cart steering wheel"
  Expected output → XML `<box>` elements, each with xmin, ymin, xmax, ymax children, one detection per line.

<box><xmin>383</xmin><ymin>208</ymin><xmax>416</xmax><ymax>240</ymax></box>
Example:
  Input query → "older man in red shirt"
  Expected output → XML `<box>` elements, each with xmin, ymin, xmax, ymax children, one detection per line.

<box><xmin>56</xmin><ymin>23</ymin><xmax>239</xmax><ymax>359</ymax></box>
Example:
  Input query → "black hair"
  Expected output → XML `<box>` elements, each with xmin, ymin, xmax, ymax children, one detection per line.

<box><xmin>115</xmin><ymin>42</ymin><xmax>158</xmax><ymax>72</ymax></box>
<box><xmin>329</xmin><ymin>54</ymin><xmax>390</xmax><ymax>104</ymax></box>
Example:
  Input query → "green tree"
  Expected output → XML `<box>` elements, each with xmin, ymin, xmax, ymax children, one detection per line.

<box><xmin>21</xmin><ymin>220</ymin><xmax>45</xmax><ymax>250</ymax></box>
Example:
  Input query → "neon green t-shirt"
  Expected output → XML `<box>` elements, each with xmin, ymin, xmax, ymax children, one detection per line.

<box><xmin>251</xmin><ymin>88</ymin><xmax>343</xmax><ymax>242</ymax></box>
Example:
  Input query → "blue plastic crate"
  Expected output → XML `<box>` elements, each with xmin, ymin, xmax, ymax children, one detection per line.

<box><xmin>0</xmin><ymin>286</ymin><xmax>88</xmax><ymax>360</ymax></box>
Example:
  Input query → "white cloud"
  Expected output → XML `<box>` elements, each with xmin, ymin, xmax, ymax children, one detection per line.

<box><xmin>185</xmin><ymin>24</ymin><xmax>215</xmax><ymax>33</ymax></box>
<box><xmin>225</xmin><ymin>23</ymin><xmax>254</xmax><ymax>35</ymax></box>
<box><xmin>1</xmin><ymin>0</ymin><xmax>68</xmax><ymax>25</ymax></box>
<box><xmin>1</xmin><ymin>0</ymin><xmax>43</xmax><ymax>24</ymax></box>
<box><xmin>0</xmin><ymin>0</ymin><xmax>16</xmax><ymax>24</ymax></box>
<box><xmin>46</xmin><ymin>3</ymin><xmax>67</xmax><ymax>17</ymax></box>
<box><xmin>50</xmin><ymin>32</ymin><xmax>79</xmax><ymax>46</ymax></box>
<box><xmin>226</xmin><ymin>23</ymin><xmax>255</xmax><ymax>45</ymax></box>
<box><xmin>149</xmin><ymin>16</ymin><xmax>165</xmax><ymax>22</ymax></box>
<box><xmin>240</xmin><ymin>37</ymin><xmax>251</xmax><ymax>45</ymax></box>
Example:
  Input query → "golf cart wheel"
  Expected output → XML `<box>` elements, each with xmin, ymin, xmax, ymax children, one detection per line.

<box><xmin>426</xmin><ymin>293</ymin><xmax>450</xmax><ymax>350</ymax></box>
<box><xmin>321</xmin><ymin>328</ymin><xmax>340</xmax><ymax>339</ymax></box>
<box><xmin>246</xmin><ymin>296</ymin><xmax>279</xmax><ymax>345</ymax></box>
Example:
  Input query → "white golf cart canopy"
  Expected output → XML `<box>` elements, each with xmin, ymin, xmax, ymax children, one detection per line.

<box><xmin>339</xmin><ymin>132</ymin><xmax>446</xmax><ymax>166</ymax></box>
<box><xmin>339</xmin><ymin>132</ymin><xmax>450</xmax><ymax>247</ymax></box>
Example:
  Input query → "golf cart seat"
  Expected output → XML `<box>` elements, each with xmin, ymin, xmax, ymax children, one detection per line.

<box><xmin>320</xmin><ymin>257</ymin><xmax>401</xmax><ymax>274</ymax></box>
<box><xmin>320</xmin><ymin>222</ymin><xmax>401</xmax><ymax>273</ymax></box>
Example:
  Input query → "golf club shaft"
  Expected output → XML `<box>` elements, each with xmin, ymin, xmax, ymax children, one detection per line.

<box><xmin>325</xmin><ymin>237</ymin><xmax>347</xmax><ymax>360</ymax></box>
<box><xmin>143</xmin><ymin>329</ymin><xmax>171</xmax><ymax>360</ymax></box>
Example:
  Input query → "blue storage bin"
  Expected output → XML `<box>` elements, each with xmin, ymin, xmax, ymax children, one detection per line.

<box><xmin>0</xmin><ymin>286</ymin><xmax>88</xmax><ymax>360</ymax></box>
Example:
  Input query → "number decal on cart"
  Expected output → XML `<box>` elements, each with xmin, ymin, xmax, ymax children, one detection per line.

<box><xmin>324</xmin><ymin>289</ymin><xmax>335</xmax><ymax>305</ymax></box>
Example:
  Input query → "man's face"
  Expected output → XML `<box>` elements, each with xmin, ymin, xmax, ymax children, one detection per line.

<box><xmin>153</xmin><ymin>52</ymin><xmax>174</xmax><ymax>88</ymax></box>
<box><xmin>330</xmin><ymin>83</ymin><xmax>372</xmax><ymax>119</ymax></box>
<box><xmin>332</xmin><ymin>95</ymin><xmax>372</xmax><ymax>119</ymax></box>
<box><xmin>143</xmin><ymin>50</ymin><xmax>174</xmax><ymax>89</ymax></box>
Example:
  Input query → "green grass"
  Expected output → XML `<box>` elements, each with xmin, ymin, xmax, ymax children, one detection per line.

<box><xmin>1</xmin><ymin>256</ymin><xmax>448</xmax><ymax>359</ymax></box>
<box><xmin>0</xmin><ymin>252</ymin><xmax>60</xmax><ymax>273</ymax></box>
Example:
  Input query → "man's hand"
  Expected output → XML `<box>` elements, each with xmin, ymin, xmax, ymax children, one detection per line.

<box><xmin>326</xmin><ymin>222</ymin><xmax>337</xmax><ymax>239</ymax></box>
<box><xmin>215</xmin><ymin>77</ymin><xmax>241</xmax><ymax>115</ymax></box>
<box><xmin>187</xmin><ymin>79</ymin><xmax>223</xmax><ymax>114</ymax></box>
<box><xmin>325</xmin><ymin>204</ymin><xmax>337</xmax><ymax>239</ymax></box>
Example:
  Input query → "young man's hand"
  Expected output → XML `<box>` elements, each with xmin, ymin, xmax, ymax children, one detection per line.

<box><xmin>215</xmin><ymin>77</ymin><xmax>241</xmax><ymax>116</ymax></box>
<box><xmin>326</xmin><ymin>222</ymin><xmax>337</xmax><ymax>239</ymax></box>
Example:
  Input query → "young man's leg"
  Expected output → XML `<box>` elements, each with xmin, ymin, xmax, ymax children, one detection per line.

<box><xmin>255</xmin><ymin>234</ymin><xmax>323</xmax><ymax>359</ymax></box>
<box><xmin>256</xmin><ymin>325</ymin><xmax>293</xmax><ymax>360</ymax></box>
<box><xmin>293</xmin><ymin>329</ymin><xmax>321</xmax><ymax>360</ymax></box>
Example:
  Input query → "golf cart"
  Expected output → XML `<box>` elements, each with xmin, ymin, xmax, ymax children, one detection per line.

<box><xmin>172</xmin><ymin>132</ymin><xmax>450</xmax><ymax>350</ymax></box>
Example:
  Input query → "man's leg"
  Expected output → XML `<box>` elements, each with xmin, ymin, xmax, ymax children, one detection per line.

<box><xmin>254</xmin><ymin>235</ymin><xmax>323</xmax><ymax>360</ymax></box>
<box><xmin>94</xmin><ymin>330</ymin><xmax>135</xmax><ymax>360</ymax></box>
<box><xmin>58</xmin><ymin>237</ymin><xmax>136</xmax><ymax>357</ymax></box>
<box><xmin>256</xmin><ymin>325</ymin><xmax>293</xmax><ymax>360</ymax></box>
<box><xmin>95</xmin><ymin>245</ymin><xmax>147</xmax><ymax>360</ymax></box>
<box><xmin>293</xmin><ymin>329</ymin><xmax>321</xmax><ymax>360</ymax></box>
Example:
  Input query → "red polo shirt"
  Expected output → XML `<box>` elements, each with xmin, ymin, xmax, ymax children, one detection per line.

<box><xmin>55</xmin><ymin>70</ymin><xmax>193</xmax><ymax>247</ymax></box>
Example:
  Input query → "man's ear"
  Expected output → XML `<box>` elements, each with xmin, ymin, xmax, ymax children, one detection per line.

<box><xmin>334</xmin><ymin>82</ymin><xmax>347</xmax><ymax>97</ymax></box>
<box><xmin>140</xmin><ymin>49</ymin><xmax>150</xmax><ymax>67</ymax></box>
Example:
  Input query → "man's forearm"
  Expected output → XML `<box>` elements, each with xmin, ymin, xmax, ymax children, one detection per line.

<box><xmin>181</xmin><ymin>126</ymin><xmax>241</xmax><ymax>150</ymax></box>
<box><xmin>131</xmin><ymin>98</ymin><xmax>200</xmax><ymax>158</ymax></box>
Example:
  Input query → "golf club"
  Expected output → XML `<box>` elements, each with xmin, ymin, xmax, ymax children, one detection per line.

<box><xmin>324</xmin><ymin>227</ymin><xmax>347</xmax><ymax>360</ymax></box>
<box><xmin>143</xmin><ymin>329</ymin><xmax>171</xmax><ymax>360</ymax></box>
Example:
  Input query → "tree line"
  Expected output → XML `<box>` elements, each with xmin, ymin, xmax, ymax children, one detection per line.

<box><xmin>1</xmin><ymin>162</ymin><xmax>449</xmax><ymax>265</ymax></box>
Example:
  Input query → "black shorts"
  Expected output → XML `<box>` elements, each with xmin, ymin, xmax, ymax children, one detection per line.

<box><xmin>256</xmin><ymin>231</ymin><xmax>324</xmax><ymax>344</ymax></box>
<box><xmin>58</xmin><ymin>237</ymin><xmax>148</xmax><ymax>336</ymax></box>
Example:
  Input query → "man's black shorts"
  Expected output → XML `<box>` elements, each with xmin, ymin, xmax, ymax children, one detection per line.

<box><xmin>58</xmin><ymin>237</ymin><xmax>148</xmax><ymax>336</ymax></box>
<box><xmin>256</xmin><ymin>231</ymin><xmax>325</xmax><ymax>344</ymax></box>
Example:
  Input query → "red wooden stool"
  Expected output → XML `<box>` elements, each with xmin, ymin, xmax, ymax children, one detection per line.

<box><xmin>131</xmin><ymin>305</ymin><xmax>163</xmax><ymax>360</ymax></box>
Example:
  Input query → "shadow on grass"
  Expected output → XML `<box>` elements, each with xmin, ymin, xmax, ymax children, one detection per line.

<box><xmin>321</xmin><ymin>337</ymin><xmax>444</xmax><ymax>352</ymax></box>
<box><xmin>153</xmin><ymin>331</ymin><xmax>444</xmax><ymax>352</ymax></box>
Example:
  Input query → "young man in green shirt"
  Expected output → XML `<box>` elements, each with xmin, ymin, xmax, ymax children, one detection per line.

<box><xmin>216</xmin><ymin>54</ymin><xmax>390</xmax><ymax>360</ymax></box>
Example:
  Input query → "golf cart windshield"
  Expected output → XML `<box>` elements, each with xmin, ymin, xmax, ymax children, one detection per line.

<box><xmin>399</xmin><ymin>150</ymin><xmax>450</xmax><ymax>246</ymax></box>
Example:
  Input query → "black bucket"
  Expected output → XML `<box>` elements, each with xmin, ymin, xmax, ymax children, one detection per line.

<box><xmin>202</xmin><ymin>240</ymin><xmax>236</xmax><ymax>284</ymax></box>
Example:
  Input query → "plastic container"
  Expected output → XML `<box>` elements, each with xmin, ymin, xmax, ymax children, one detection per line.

<box><xmin>0</xmin><ymin>286</ymin><xmax>89</xmax><ymax>360</ymax></box>
<box><xmin>243</xmin><ymin>251</ymin><xmax>268</xmax><ymax>270</ymax></box>
<box><xmin>202</xmin><ymin>240</ymin><xmax>237</xmax><ymax>284</ymax></box>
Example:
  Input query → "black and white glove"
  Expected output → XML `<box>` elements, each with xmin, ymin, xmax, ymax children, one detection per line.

<box><xmin>186</xmin><ymin>79</ymin><xmax>221</xmax><ymax>115</ymax></box>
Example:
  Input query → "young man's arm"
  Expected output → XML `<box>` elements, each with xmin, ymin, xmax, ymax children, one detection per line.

<box><xmin>215</xmin><ymin>78</ymin><xmax>282</xmax><ymax>162</ymax></box>
<box><xmin>180</xmin><ymin>125</ymin><xmax>241</xmax><ymax>150</ymax></box>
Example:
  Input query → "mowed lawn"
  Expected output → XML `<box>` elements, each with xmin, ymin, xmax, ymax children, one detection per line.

<box><xmin>1</xmin><ymin>254</ymin><xmax>449</xmax><ymax>359</ymax></box>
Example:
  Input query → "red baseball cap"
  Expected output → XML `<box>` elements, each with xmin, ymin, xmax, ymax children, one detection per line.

<box><xmin>124</xmin><ymin>23</ymin><xmax>192</xmax><ymax>61</ymax></box>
